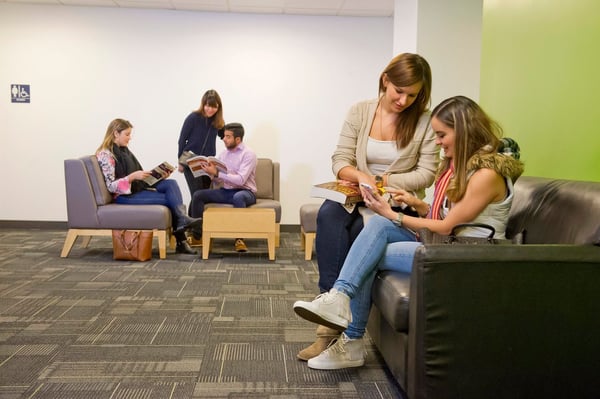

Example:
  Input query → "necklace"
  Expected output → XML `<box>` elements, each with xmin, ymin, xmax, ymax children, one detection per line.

<box><xmin>378</xmin><ymin>101</ymin><xmax>395</xmax><ymax>141</ymax></box>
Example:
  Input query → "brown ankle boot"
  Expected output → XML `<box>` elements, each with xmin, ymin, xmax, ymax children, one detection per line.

<box><xmin>297</xmin><ymin>325</ymin><xmax>341</xmax><ymax>361</ymax></box>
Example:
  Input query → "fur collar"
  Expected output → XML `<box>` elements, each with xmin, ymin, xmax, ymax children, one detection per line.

<box><xmin>468</xmin><ymin>152</ymin><xmax>525</xmax><ymax>181</ymax></box>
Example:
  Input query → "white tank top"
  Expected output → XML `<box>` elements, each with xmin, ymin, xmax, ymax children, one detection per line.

<box><xmin>441</xmin><ymin>177</ymin><xmax>514</xmax><ymax>239</ymax></box>
<box><xmin>366</xmin><ymin>137</ymin><xmax>396</xmax><ymax>175</ymax></box>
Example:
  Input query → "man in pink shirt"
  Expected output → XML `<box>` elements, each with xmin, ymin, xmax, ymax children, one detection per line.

<box><xmin>190</xmin><ymin>122</ymin><xmax>258</xmax><ymax>252</ymax></box>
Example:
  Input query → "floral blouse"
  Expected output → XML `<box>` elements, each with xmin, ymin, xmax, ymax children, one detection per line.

<box><xmin>96</xmin><ymin>149</ymin><xmax>132</xmax><ymax>197</ymax></box>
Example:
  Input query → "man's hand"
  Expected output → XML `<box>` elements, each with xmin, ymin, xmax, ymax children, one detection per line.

<box><xmin>202</xmin><ymin>162</ymin><xmax>218</xmax><ymax>177</ymax></box>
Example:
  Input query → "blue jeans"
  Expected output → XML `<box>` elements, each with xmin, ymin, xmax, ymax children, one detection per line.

<box><xmin>190</xmin><ymin>188</ymin><xmax>256</xmax><ymax>218</ymax></box>
<box><xmin>114</xmin><ymin>180</ymin><xmax>184</xmax><ymax>232</ymax></box>
<box><xmin>332</xmin><ymin>214</ymin><xmax>421</xmax><ymax>339</ymax></box>
<box><xmin>315</xmin><ymin>200</ymin><xmax>364</xmax><ymax>293</ymax></box>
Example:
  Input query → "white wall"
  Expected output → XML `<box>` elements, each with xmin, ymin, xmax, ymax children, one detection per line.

<box><xmin>416</xmin><ymin>0</ymin><xmax>483</xmax><ymax>105</ymax></box>
<box><xmin>0</xmin><ymin>3</ymin><xmax>393</xmax><ymax>224</ymax></box>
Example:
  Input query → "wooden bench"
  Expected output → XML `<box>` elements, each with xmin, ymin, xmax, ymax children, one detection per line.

<box><xmin>201</xmin><ymin>208</ymin><xmax>277</xmax><ymax>260</ymax></box>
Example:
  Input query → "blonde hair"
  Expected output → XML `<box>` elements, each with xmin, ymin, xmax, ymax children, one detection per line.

<box><xmin>431</xmin><ymin>96</ymin><xmax>501</xmax><ymax>202</ymax></box>
<box><xmin>96</xmin><ymin>118</ymin><xmax>133</xmax><ymax>154</ymax></box>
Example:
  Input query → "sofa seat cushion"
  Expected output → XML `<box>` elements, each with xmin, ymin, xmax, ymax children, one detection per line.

<box><xmin>96</xmin><ymin>204</ymin><xmax>172</xmax><ymax>229</ymax></box>
<box><xmin>371</xmin><ymin>270</ymin><xmax>410</xmax><ymax>333</ymax></box>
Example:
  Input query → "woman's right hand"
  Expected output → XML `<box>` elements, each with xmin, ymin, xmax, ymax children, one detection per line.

<box><xmin>388</xmin><ymin>188</ymin><xmax>416</xmax><ymax>207</ymax></box>
<box><xmin>356</xmin><ymin>171</ymin><xmax>377</xmax><ymax>189</ymax></box>
<box><xmin>129</xmin><ymin>170</ymin><xmax>150</xmax><ymax>182</ymax></box>
<box><xmin>178</xmin><ymin>164</ymin><xmax>184</xmax><ymax>173</ymax></box>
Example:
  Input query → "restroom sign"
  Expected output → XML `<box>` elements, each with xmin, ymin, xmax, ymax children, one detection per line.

<box><xmin>11</xmin><ymin>84</ymin><xmax>30</xmax><ymax>103</ymax></box>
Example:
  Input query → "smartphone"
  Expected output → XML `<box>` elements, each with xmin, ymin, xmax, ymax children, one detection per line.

<box><xmin>360</xmin><ymin>182</ymin><xmax>376</xmax><ymax>196</ymax></box>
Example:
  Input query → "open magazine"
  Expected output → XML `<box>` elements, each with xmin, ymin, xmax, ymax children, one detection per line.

<box><xmin>142</xmin><ymin>161</ymin><xmax>175</xmax><ymax>186</ymax></box>
<box><xmin>186</xmin><ymin>155</ymin><xmax>228</xmax><ymax>178</ymax></box>
<box><xmin>310</xmin><ymin>180</ymin><xmax>363</xmax><ymax>206</ymax></box>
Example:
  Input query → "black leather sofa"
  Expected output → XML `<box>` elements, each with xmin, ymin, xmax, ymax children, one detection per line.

<box><xmin>366</xmin><ymin>176</ymin><xmax>600</xmax><ymax>399</ymax></box>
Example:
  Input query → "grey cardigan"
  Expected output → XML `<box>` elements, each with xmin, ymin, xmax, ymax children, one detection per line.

<box><xmin>331</xmin><ymin>98</ymin><xmax>439</xmax><ymax>199</ymax></box>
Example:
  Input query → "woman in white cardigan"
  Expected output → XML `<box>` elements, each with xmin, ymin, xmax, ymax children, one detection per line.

<box><xmin>301</xmin><ymin>53</ymin><xmax>439</xmax><ymax>361</ymax></box>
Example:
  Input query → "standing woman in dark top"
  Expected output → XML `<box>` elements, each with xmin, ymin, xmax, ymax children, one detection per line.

<box><xmin>177</xmin><ymin>89</ymin><xmax>225</xmax><ymax>195</ymax></box>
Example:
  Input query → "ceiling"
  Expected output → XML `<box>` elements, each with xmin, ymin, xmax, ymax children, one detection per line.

<box><xmin>2</xmin><ymin>0</ymin><xmax>394</xmax><ymax>17</ymax></box>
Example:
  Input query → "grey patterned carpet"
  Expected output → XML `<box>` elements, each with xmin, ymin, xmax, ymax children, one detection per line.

<box><xmin>0</xmin><ymin>227</ymin><xmax>405</xmax><ymax>399</ymax></box>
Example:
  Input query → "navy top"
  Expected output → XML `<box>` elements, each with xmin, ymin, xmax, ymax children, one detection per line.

<box><xmin>177</xmin><ymin>112</ymin><xmax>218</xmax><ymax>158</ymax></box>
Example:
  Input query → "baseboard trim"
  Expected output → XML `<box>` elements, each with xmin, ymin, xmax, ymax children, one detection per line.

<box><xmin>0</xmin><ymin>220</ymin><xmax>302</xmax><ymax>232</ymax></box>
<box><xmin>0</xmin><ymin>220</ymin><xmax>68</xmax><ymax>229</ymax></box>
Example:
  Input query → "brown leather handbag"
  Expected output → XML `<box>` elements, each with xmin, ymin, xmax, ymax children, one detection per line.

<box><xmin>112</xmin><ymin>230</ymin><xmax>153</xmax><ymax>261</ymax></box>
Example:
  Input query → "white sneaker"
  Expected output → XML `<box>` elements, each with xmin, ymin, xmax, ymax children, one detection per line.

<box><xmin>307</xmin><ymin>333</ymin><xmax>366</xmax><ymax>370</ymax></box>
<box><xmin>293</xmin><ymin>288</ymin><xmax>351</xmax><ymax>331</ymax></box>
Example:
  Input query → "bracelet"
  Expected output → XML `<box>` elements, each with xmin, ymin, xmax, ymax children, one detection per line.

<box><xmin>391</xmin><ymin>212</ymin><xmax>404</xmax><ymax>227</ymax></box>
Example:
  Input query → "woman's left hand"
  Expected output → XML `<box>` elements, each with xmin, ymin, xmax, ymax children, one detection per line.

<box><xmin>363</xmin><ymin>186</ymin><xmax>392</xmax><ymax>216</ymax></box>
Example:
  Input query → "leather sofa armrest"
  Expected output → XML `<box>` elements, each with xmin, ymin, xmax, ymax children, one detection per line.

<box><xmin>407</xmin><ymin>244</ymin><xmax>600</xmax><ymax>399</ymax></box>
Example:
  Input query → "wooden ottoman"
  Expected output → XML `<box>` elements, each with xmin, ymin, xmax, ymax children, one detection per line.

<box><xmin>300</xmin><ymin>203</ymin><xmax>321</xmax><ymax>260</ymax></box>
<box><xmin>202</xmin><ymin>208</ymin><xmax>277</xmax><ymax>260</ymax></box>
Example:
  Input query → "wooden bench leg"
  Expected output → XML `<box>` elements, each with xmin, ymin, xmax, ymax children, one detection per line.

<box><xmin>202</xmin><ymin>234</ymin><xmax>211</xmax><ymax>260</ymax></box>
<box><xmin>267</xmin><ymin>233</ymin><xmax>276</xmax><ymax>260</ymax></box>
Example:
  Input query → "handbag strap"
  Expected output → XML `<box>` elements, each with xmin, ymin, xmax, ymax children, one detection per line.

<box><xmin>118</xmin><ymin>230</ymin><xmax>140</xmax><ymax>251</ymax></box>
<box><xmin>449</xmin><ymin>223</ymin><xmax>496</xmax><ymax>242</ymax></box>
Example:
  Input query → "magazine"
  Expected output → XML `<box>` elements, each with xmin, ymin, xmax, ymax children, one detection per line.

<box><xmin>310</xmin><ymin>180</ymin><xmax>363</xmax><ymax>206</ymax></box>
<box><xmin>186</xmin><ymin>155</ymin><xmax>228</xmax><ymax>178</ymax></box>
<box><xmin>142</xmin><ymin>161</ymin><xmax>175</xmax><ymax>186</ymax></box>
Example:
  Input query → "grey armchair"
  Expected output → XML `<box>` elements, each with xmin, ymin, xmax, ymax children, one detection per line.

<box><xmin>61</xmin><ymin>155</ymin><xmax>173</xmax><ymax>259</ymax></box>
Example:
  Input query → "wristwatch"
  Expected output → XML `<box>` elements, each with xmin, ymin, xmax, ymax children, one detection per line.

<box><xmin>391</xmin><ymin>212</ymin><xmax>404</xmax><ymax>227</ymax></box>
<box><xmin>375</xmin><ymin>175</ymin><xmax>385</xmax><ymax>194</ymax></box>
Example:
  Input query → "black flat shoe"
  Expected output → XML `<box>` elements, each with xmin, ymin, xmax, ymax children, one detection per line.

<box><xmin>176</xmin><ymin>241</ymin><xmax>198</xmax><ymax>255</ymax></box>
<box><xmin>175</xmin><ymin>217</ymin><xmax>203</xmax><ymax>234</ymax></box>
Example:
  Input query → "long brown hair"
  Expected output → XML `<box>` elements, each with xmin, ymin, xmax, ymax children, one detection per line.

<box><xmin>97</xmin><ymin>118</ymin><xmax>133</xmax><ymax>154</ymax></box>
<box><xmin>432</xmin><ymin>96</ymin><xmax>502</xmax><ymax>202</ymax></box>
<box><xmin>195</xmin><ymin>89</ymin><xmax>224</xmax><ymax>129</ymax></box>
<box><xmin>379</xmin><ymin>53</ymin><xmax>432</xmax><ymax>148</ymax></box>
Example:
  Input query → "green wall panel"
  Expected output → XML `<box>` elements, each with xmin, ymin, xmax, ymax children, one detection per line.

<box><xmin>480</xmin><ymin>0</ymin><xmax>600</xmax><ymax>181</ymax></box>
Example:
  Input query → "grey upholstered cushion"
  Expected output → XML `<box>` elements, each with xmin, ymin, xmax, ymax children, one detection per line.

<box><xmin>255</xmin><ymin>158</ymin><xmax>274</xmax><ymax>200</ymax></box>
<box><xmin>83</xmin><ymin>155</ymin><xmax>113</xmax><ymax>206</ymax></box>
<box><xmin>300</xmin><ymin>203</ymin><xmax>320</xmax><ymax>233</ymax></box>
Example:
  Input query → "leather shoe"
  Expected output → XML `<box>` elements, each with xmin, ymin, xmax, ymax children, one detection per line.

<box><xmin>234</xmin><ymin>238</ymin><xmax>248</xmax><ymax>252</ymax></box>
<box><xmin>176</xmin><ymin>240</ymin><xmax>197</xmax><ymax>255</ymax></box>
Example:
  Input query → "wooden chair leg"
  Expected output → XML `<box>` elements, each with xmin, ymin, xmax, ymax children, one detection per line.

<box><xmin>60</xmin><ymin>229</ymin><xmax>79</xmax><ymax>257</ymax></box>
<box><xmin>155</xmin><ymin>230</ymin><xmax>167</xmax><ymax>259</ymax></box>
<box><xmin>80</xmin><ymin>235</ymin><xmax>92</xmax><ymax>248</ymax></box>
<box><xmin>303</xmin><ymin>229</ymin><xmax>315</xmax><ymax>261</ymax></box>
<box><xmin>275</xmin><ymin>223</ymin><xmax>281</xmax><ymax>247</ymax></box>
